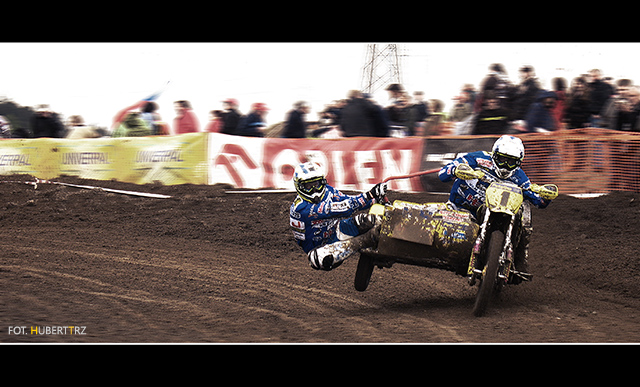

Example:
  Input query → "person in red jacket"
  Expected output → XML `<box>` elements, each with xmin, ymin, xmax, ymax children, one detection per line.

<box><xmin>173</xmin><ymin>100</ymin><xmax>200</xmax><ymax>134</ymax></box>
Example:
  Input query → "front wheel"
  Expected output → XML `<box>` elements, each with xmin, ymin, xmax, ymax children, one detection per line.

<box><xmin>473</xmin><ymin>229</ymin><xmax>504</xmax><ymax>317</ymax></box>
<box><xmin>354</xmin><ymin>253</ymin><xmax>375</xmax><ymax>292</ymax></box>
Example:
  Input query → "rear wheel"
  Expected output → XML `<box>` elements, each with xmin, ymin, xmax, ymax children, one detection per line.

<box><xmin>354</xmin><ymin>253</ymin><xmax>375</xmax><ymax>292</ymax></box>
<box><xmin>473</xmin><ymin>229</ymin><xmax>504</xmax><ymax>317</ymax></box>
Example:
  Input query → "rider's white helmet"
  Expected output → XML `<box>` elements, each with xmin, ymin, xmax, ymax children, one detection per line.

<box><xmin>294</xmin><ymin>162</ymin><xmax>327</xmax><ymax>203</ymax></box>
<box><xmin>491</xmin><ymin>135</ymin><xmax>525</xmax><ymax>179</ymax></box>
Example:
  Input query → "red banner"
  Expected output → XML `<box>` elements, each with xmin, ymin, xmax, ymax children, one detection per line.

<box><xmin>208</xmin><ymin>134</ymin><xmax>425</xmax><ymax>192</ymax></box>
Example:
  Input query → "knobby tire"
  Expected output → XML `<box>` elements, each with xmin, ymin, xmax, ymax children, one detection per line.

<box><xmin>473</xmin><ymin>229</ymin><xmax>505</xmax><ymax>317</ymax></box>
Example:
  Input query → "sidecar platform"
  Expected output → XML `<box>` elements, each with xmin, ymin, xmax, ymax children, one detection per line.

<box><xmin>354</xmin><ymin>201</ymin><xmax>480</xmax><ymax>291</ymax></box>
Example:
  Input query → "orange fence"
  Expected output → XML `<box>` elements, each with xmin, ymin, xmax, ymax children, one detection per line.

<box><xmin>519</xmin><ymin>128</ymin><xmax>640</xmax><ymax>194</ymax></box>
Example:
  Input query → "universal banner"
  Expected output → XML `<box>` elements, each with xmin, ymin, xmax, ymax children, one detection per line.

<box><xmin>208</xmin><ymin>134</ymin><xmax>425</xmax><ymax>192</ymax></box>
<box><xmin>55</xmin><ymin>137</ymin><xmax>119</xmax><ymax>181</ymax></box>
<box><xmin>0</xmin><ymin>138</ymin><xmax>58</xmax><ymax>179</ymax></box>
<box><xmin>114</xmin><ymin>132</ymin><xmax>208</xmax><ymax>185</ymax></box>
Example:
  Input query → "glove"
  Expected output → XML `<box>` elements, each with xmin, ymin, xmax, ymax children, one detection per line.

<box><xmin>366</xmin><ymin>183</ymin><xmax>387</xmax><ymax>203</ymax></box>
<box><xmin>454</xmin><ymin>164</ymin><xmax>485</xmax><ymax>181</ymax></box>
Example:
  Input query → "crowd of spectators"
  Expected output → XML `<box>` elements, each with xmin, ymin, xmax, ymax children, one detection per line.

<box><xmin>2</xmin><ymin>63</ymin><xmax>639</xmax><ymax>140</ymax></box>
<box><xmin>286</xmin><ymin>64</ymin><xmax>640</xmax><ymax>138</ymax></box>
<box><xmin>450</xmin><ymin>65</ymin><xmax>640</xmax><ymax>135</ymax></box>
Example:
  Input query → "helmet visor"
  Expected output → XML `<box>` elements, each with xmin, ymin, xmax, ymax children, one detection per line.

<box><xmin>494</xmin><ymin>152</ymin><xmax>521</xmax><ymax>170</ymax></box>
<box><xmin>299</xmin><ymin>177</ymin><xmax>326</xmax><ymax>195</ymax></box>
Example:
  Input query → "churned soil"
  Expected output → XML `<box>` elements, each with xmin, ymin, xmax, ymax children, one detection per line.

<box><xmin>1</xmin><ymin>174</ymin><xmax>639</xmax><ymax>343</ymax></box>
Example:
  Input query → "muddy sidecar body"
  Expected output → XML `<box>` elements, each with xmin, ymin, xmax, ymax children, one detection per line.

<box><xmin>354</xmin><ymin>201</ymin><xmax>479</xmax><ymax>291</ymax></box>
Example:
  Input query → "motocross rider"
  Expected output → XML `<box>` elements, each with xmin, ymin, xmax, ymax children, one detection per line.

<box><xmin>290</xmin><ymin>161</ymin><xmax>387</xmax><ymax>271</ymax></box>
<box><xmin>438</xmin><ymin>135</ymin><xmax>553</xmax><ymax>282</ymax></box>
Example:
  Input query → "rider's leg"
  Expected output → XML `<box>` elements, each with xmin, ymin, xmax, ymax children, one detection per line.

<box><xmin>308</xmin><ymin>214</ymin><xmax>381</xmax><ymax>271</ymax></box>
<box><xmin>513</xmin><ymin>202</ymin><xmax>533</xmax><ymax>281</ymax></box>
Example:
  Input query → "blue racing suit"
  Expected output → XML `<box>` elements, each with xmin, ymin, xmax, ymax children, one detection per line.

<box><xmin>290</xmin><ymin>185</ymin><xmax>375</xmax><ymax>254</ymax></box>
<box><xmin>438</xmin><ymin>150</ymin><xmax>550</xmax><ymax>218</ymax></box>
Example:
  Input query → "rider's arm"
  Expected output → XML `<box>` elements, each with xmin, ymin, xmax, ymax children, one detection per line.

<box><xmin>311</xmin><ymin>186</ymin><xmax>375</xmax><ymax>220</ymax></box>
<box><xmin>516</xmin><ymin>172</ymin><xmax>551</xmax><ymax>209</ymax></box>
<box><xmin>438</xmin><ymin>151</ymin><xmax>485</xmax><ymax>182</ymax></box>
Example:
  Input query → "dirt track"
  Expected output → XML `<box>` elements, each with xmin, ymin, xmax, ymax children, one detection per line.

<box><xmin>1</xmin><ymin>175</ymin><xmax>639</xmax><ymax>343</ymax></box>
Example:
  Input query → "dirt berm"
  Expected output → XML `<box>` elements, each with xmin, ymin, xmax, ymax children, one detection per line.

<box><xmin>1</xmin><ymin>175</ymin><xmax>639</xmax><ymax>343</ymax></box>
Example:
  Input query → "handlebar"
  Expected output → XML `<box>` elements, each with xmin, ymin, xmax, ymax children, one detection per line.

<box><xmin>454</xmin><ymin>164</ymin><xmax>558</xmax><ymax>200</ymax></box>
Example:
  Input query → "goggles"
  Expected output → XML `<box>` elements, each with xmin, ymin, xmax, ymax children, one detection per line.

<box><xmin>298</xmin><ymin>177</ymin><xmax>326</xmax><ymax>195</ymax></box>
<box><xmin>494</xmin><ymin>152</ymin><xmax>521</xmax><ymax>170</ymax></box>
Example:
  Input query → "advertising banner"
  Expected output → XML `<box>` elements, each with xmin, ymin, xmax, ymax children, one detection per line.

<box><xmin>115</xmin><ymin>132</ymin><xmax>208</xmax><ymax>185</ymax></box>
<box><xmin>208</xmin><ymin>134</ymin><xmax>264</xmax><ymax>188</ymax></box>
<box><xmin>0</xmin><ymin>138</ymin><xmax>58</xmax><ymax>179</ymax></box>
<box><xmin>208</xmin><ymin>134</ymin><xmax>425</xmax><ymax>192</ymax></box>
<box><xmin>56</xmin><ymin>138</ymin><xmax>119</xmax><ymax>181</ymax></box>
<box><xmin>263</xmin><ymin>137</ymin><xmax>425</xmax><ymax>192</ymax></box>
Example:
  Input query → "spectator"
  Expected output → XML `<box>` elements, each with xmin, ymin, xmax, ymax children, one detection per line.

<box><xmin>423</xmin><ymin>99</ymin><xmax>445</xmax><ymax>136</ymax></box>
<box><xmin>462</xmin><ymin>83</ymin><xmax>477</xmax><ymax>107</ymax></box>
<box><xmin>587</xmin><ymin>69</ymin><xmax>613</xmax><ymax>127</ymax></box>
<box><xmin>603</xmin><ymin>77</ymin><xmax>617</xmax><ymax>93</ymax></box>
<box><xmin>340</xmin><ymin>90</ymin><xmax>379</xmax><ymax>137</ymax></box>
<box><xmin>363</xmin><ymin>93</ymin><xmax>389</xmax><ymax>137</ymax></box>
<box><xmin>551</xmin><ymin>77</ymin><xmax>567</xmax><ymax>130</ymax></box>
<box><xmin>173</xmin><ymin>100</ymin><xmax>200</xmax><ymax>134</ymax></box>
<box><xmin>66</xmin><ymin>115</ymin><xmax>101</xmax><ymax>139</ymax></box>
<box><xmin>111</xmin><ymin>91</ymin><xmax>163</xmax><ymax>132</ymax></box>
<box><xmin>236</xmin><ymin>102</ymin><xmax>269</xmax><ymax>137</ymax></box>
<box><xmin>111</xmin><ymin>112</ymin><xmax>152</xmax><ymax>137</ymax></box>
<box><xmin>0</xmin><ymin>115</ymin><xmax>12</xmax><ymax>138</ymax></box>
<box><xmin>510</xmin><ymin>65</ymin><xmax>541</xmax><ymax>121</ymax></box>
<box><xmin>385</xmin><ymin>92</ymin><xmax>410</xmax><ymax>136</ymax></box>
<box><xmin>601</xmin><ymin>78</ymin><xmax>633</xmax><ymax>129</ymax></box>
<box><xmin>140</xmin><ymin>101</ymin><xmax>169</xmax><ymax>135</ymax></box>
<box><xmin>220</xmin><ymin>98</ymin><xmax>241</xmax><ymax>135</ymax></box>
<box><xmin>610</xmin><ymin>86</ymin><xmax>640</xmax><ymax>131</ymax></box>
<box><xmin>313</xmin><ymin>100</ymin><xmax>344</xmax><ymax>137</ymax></box>
<box><xmin>281</xmin><ymin>101</ymin><xmax>310</xmax><ymax>138</ymax></box>
<box><xmin>525</xmin><ymin>90</ymin><xmax>558</xmax><ymax>132</ymax></box>
<box><xmin>471</xmin><ymin>91</ymin><xmax>511</xmax><ymax>135</ymax></box>
<box><xmin>449</xmin><ymin>91</ymin><xmax>473</xmax><ymax>122</ymax></box>
<box><xmin>385</xmin><ymin>83</ymin><xmax>405</xmax><ymax>104</ymax></box>
<box><xmin>32</xmin><ymin>104</ymin><xmax>66</xmax><ymax>138</ymax></box>
<box><xmin>205</xmin><ymin>110</ymin><xmax>224</xmax><ymax>133</ymax></box>
<box><xmin>318</xmin><ymin>100</ymin><xmax>343</xmax><ymax>127</ymax></box>
<box><xmin>563</xmin><ymin>77</ymin><xmax>592</xmax><ymax>129</ymax></box>
<box><xmin>477</xmin><ymin>63</ymin><xmax>512</xmax><ymax>112</ymax></box>
<box><xmin>406</xmin><ymin>91</ymin><xmax>429</xmax><ymax>136</ymax></box>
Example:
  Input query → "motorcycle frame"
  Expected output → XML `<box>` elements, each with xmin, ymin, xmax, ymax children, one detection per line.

<box><xmin>468</xmin><ymin>182</ymin><xmax>524</xmax><ymax>286</ymax></box>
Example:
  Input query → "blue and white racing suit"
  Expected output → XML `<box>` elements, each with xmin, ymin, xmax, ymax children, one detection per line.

<box><xmin>439</xmin><ymin>150</ymin><xmax>552</xmax><ymax>278</ymax></box>
<box><xmin>438</xmin><ymin>150</ymin><xmax>550</xmax><ymax>218</ymax></box>
<box><xmin>290</xmin><ymin>185</ymin><xmax>375</xmax><ymax>254</ymax></box>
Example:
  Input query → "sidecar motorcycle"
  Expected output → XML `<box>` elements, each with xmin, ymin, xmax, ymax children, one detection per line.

<box><xmin>354</xmin><ymin>166</ymin><xmax>558</xmax><ymax>316</ymax></box>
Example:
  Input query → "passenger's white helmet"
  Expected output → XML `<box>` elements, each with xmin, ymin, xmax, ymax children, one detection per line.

<box><xmin>293</xmin><ymin>162</ymin><xmax>327</xmax><ymax>203</ymax></box>
<box><xmin>491</xmin><ymin>135</ymin><xmax>525</xmax><ymax>179</ymax></box>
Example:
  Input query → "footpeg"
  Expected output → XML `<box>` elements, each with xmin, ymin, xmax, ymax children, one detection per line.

<box><xmin>512</xmin><ymin>270</ymin><xmax>533</xmax><ymax>282</ymax></box>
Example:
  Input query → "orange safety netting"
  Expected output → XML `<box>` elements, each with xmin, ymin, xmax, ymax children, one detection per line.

<box><xmin>519</xmin><ymin>128</ymin><xmax>640</xmax><ymax>194</ymax></box>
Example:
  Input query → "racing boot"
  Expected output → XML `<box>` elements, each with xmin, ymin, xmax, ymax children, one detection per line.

<box><xmin>511</xmin><ymin>228</ymin><xmax>533</xmax><ymax>284</ymax></box>
<box><xmin>309</xmin><ymin>226</ymin><xmax>381</xmax><ymax>271</ymax></box>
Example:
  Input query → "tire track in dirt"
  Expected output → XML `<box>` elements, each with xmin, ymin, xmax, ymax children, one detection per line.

<box><xmin>1</xmin><ymin>235</ymin><xmax>467</xmax><ymax>342</ymax></box>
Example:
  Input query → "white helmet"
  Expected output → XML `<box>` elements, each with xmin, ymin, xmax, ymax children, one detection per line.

<box><xmin>293</xmin><ymin>162</ymin><xmax>327</xmax><ymax>203</ymax></box>
<box><xmin>491</xmin><ymin>135</ymin><xmax>524</xmax><ymax>179</ymax></box>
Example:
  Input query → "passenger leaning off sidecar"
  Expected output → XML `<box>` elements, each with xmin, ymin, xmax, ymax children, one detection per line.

<box><xmin>290</xmin><ymin>162</ymin><xmax>387</xmax><ymax>271</ymax></box>
<box><xmin>438</xmin><ymin>135</ymin><xmax>553</xmax><ymax>282</ymax></box>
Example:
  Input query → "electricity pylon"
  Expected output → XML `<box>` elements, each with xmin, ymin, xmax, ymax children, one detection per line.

<box><xmin>360</xmin><ymin>44</ymin><xmax>404</xmax><ymax>94</ymax></box>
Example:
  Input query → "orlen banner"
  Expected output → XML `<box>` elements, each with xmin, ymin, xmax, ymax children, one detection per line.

<box><xmin>208</xmin><ymin>133</ymin><xmax>425</xmax><ymax>192</ymax></box>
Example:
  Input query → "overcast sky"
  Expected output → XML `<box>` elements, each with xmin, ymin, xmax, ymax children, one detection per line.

<box><xmin>1</xmin><ymin>42</ymin><xmax>638</xmax><ymax>130</ymax></box>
